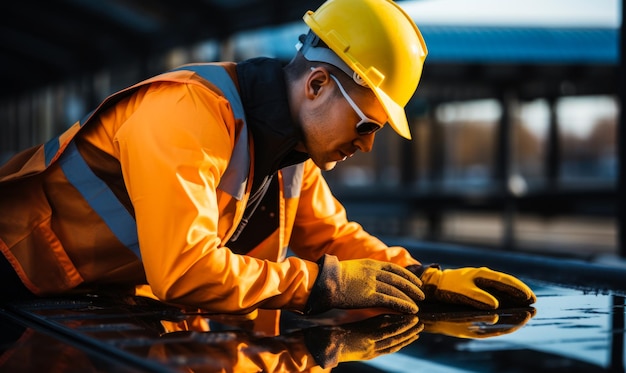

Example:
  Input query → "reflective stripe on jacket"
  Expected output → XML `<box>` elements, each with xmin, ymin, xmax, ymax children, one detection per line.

<box><xmin>0</xmin><ymin>61</ymin><xmax>419</xmax><ymax>313</ymax></box>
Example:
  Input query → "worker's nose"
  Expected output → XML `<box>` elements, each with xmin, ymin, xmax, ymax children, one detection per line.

<box><xmin>354</xmin><ymin>133</ymin><xmax>375</xmax><ymax>153</ymax></box>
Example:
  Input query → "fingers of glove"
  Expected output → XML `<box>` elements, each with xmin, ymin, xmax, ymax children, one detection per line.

<box><xmin>372</xmin><ymin>282</ymin><xmax>420</xmax><ymax>314</ymax></box>
<box><xmin>424</xmin><ymin>316</ymin><xmax>500</xmax><ymax>339</ymax></box>
<box><xmin>473</xmin><ymin>268</ymin><xmax>537</xmax><ymax>306</ymax></box>
<box><xmin>471</xmin><ymin>311</ymin><xmax>537</xmax><ymax>338</ymax></box>
<box><xmin>368</xmin><ymin>314</ymin><xmax>422</xmax><ymax>340</ymax></box>
<box><xmin>437</xmin><ymin>267</ymin><xmax>535</xmax><ymax>309</ymax></box>
<box><xmin>344</xmin><ymin>314</ymin><xmax>419</xmax><ymax>336</ymax></box>
<box><xmin>378</xmin><ymin>315</ymin><xmax>424</xmax><ymax>341</ymax></box>
<box><xmin>349</xmin><ymin>316</ymin><xmax>422</xmax><ymax>360</ymax></box>
<box><xmin>377</xmin><ymin>261</ymin><xmax>423</xmax><ymax>288</ymax></box>
<box><xmin>435</xmin><ymin>288</ymin><xmax>499</xmax><ymax>310</ymax></box>
<box><xmin>374</xmin><ymin>324</ymin><xmax>423</xmax><ymax>356</ymax></box>
<box><xmin>499</xmin><ymin>309</ymin><xmax>536</xmax><ymax>327</ymax></box>
<box><xmin>474</xmin><ymin>278</ymin><xmax>534</xmax><ymax>307</ymax></box>
<box><xmin>375</xmin><ymin>268</ymin><xmax>425</xmax><ymax>302</ymax></box>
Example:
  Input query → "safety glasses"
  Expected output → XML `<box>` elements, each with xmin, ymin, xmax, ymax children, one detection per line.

<box><xmin>329</xmin><ymin>74</ymin><xmax>385</xmax><ymax>136</ymax></box>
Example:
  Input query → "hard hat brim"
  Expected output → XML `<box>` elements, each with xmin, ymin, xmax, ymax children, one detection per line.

<box><xmin>373</xmin><ymin>87</ymin><xmax>412</xmax><ymax>140</ymax></box>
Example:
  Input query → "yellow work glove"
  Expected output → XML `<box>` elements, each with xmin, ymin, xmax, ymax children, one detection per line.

<box><xmin>419</xmin><ymin>266</ymin><xmax>536</xmax><ymax>310</ymax></box>
<box><xmin>304</xmin><ymin>255</ymin><xmax>425</xmax><ymax>315</ymax></box>
<box><xmin>421</xmin><ymin>308</ymin><xmax>536</xmax><ymax>339</ymax></box>
<box><xmin>303</xmin><ymin>314</ymin><xmax>423</xmax><ymax>369</ymax></box>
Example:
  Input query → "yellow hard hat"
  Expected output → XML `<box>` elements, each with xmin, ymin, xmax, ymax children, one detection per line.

<box><xmin>302</xmin><ymin>0</ymin><xmax>427</xmax><ymax>140</ymax></box>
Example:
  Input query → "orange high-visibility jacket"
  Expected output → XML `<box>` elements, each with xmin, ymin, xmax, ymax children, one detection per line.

<box><xmin>0</xmin><ymin>60</ymin><xmax>419</xmax><ymax>313</ymax></box>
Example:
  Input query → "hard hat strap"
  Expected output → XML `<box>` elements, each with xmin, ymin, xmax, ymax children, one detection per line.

<box><xmin>297</xmin><ymin>31</ymin><xmax>368</xmax><ymax>87</ymax></box>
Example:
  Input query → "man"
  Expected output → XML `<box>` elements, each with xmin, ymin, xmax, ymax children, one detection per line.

<box><xmin>0</xmin><ymin>0</ymin><xmax>535</xmax><ymax>315</ymax></box>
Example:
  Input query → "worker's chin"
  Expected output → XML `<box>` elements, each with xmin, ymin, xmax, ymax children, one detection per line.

<box><xmin>319</xmin><ymin>161</ymin><xmax>338</xmax><ymax>171</ymax></box>
<box><xmin>309</xmin><ymin>154</ymin><xmax>339</xmax><ymax>171</ymax></box>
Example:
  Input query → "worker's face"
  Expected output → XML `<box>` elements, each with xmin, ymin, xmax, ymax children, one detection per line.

<box><xmin>298</xmin><ymin>68</ymin><xmax>387</xmax><ymax>171</ymax></box>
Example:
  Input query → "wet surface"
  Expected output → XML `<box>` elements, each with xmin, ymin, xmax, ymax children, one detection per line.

<box><xmin>0</xmin><ymin>278</ymin><xmax>624</xmax><ymax>372</ymax></box>
<box><xmin>355</xmin><ymin>281</ymin><xmax>625</xmax><ymax>373</ymax></box>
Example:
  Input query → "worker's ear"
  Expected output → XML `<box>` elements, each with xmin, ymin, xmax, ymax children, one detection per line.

<box><xmin>306</xmin><ymin>67</ymin><xmax>330</xmax><ymax>98</ymax></box>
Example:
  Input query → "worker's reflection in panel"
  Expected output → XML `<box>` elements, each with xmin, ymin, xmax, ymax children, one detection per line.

<box><xmin>0</xmin><ymin>299</ymin><xmax>535</xmax><ymax>373</ymax></box>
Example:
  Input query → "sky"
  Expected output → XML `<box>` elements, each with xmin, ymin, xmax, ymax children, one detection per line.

<box><xmin>402</xmin><ymin>0</ymin><xmax>621</xmax><ymax>28</ymax></box>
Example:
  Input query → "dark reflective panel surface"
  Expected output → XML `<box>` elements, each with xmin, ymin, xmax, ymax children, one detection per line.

<box><xmin>0</xmin><ymin>280</ymin><xmax>623</xmax><ymax>372</ymax></box>
<box><xmin>349</xmin><ymin>282</ymin><xmax>625</xmax><ymax>373</ymax></box>
<box><xmin>0</xmin><ymin>310</ymin><xmax>142</xmax><ymax>372</ymax></box>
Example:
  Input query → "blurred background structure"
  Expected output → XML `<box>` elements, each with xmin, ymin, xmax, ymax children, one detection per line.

<box><xmin>1</xmin><ymin>0</ymin><xmax>622</xmax><ymax>260</ymax></box>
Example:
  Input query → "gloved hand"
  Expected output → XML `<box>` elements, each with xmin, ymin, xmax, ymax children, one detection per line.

<box><xmin>304</xmin><ymin>255</ymin><xmax>425</xmax><ymax>315</ymax></box>
<box><xmin>418</xmin><ymin>266</ymin><xmax>536</xmax><ymax>310</ymax></box>
<box><xmin>303</xmin><ymin>314</ymin><xmax>423</xmax><ymax>368</ymax></box>
<box><xmin>421</xmin><ymin>307</ymin><xmax>536</xmax><ymax>339</ymax></box>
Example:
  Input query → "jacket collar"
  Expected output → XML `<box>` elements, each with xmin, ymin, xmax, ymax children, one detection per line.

<box><xmin>236</xmin><ymin>58</ymin><xmax>309</xmax><ymax>189</ymax></box>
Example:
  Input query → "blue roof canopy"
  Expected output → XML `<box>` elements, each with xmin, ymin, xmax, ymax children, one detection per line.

<box><xmin>242</xmin><ymin>24</ymin><xmax>618</xmax><ymax>65</ymax></box>
<box><xmin>420</xmin><ymin>26</ymin><xmax>618</xmax><ymax>63</ymax></box>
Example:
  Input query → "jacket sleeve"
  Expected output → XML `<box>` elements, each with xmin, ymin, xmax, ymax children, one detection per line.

<box><xmin>113</xmin><ymin>81</ymin><xmax>318</xmax><ymax>313</ymax></box>
<box><xmin>289</xmin><ymin>160</ymin><xmax>420</xmax><ymax>268</ymax></box>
